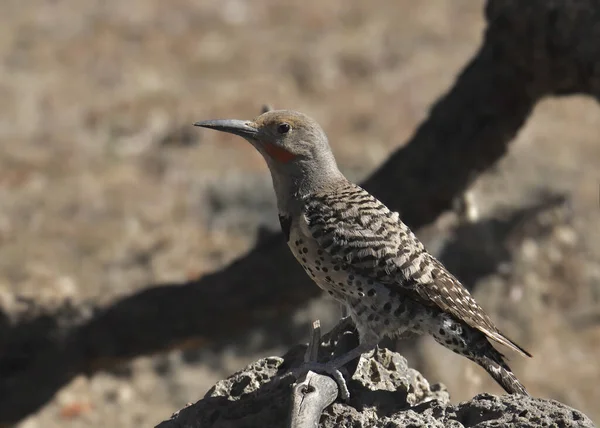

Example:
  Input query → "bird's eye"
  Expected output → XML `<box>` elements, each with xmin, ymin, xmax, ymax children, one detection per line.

<box><xmin>277</xmin><ymin>123</ymin><xmax>291</xmax><ymax>134</ymax></box>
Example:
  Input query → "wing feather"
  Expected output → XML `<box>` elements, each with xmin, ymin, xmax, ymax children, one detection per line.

<box><xmin>303</xmin><ymin>182</ymin><xmax>531</xmax><ymax>358</ymax></box>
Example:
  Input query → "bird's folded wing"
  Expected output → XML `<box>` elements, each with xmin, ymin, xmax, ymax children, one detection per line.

<box><xmin>302</xmin><ymin>183</ymin><xmax>531</xmax><ymax>357</ymax></box>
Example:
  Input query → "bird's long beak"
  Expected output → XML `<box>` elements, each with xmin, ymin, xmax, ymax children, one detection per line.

<box><xmin>193</xmin><ymin>119</ymin><xmax>258</xmax><ymax>139</ymax></box>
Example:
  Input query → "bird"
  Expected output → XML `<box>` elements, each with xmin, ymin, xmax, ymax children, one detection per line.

<box><xmin>194</xmin><ymin>109</ymin><xmax>531</xmax><ymax>398</ymax></box>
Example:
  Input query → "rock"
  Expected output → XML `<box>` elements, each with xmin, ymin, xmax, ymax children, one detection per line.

<box><xmin>446</xmin><ymin>393</ymin><xmax>593</xmax><ymax>428</ymax></box>
<box><xmin>156</xmin><ymin>326</ymin><xmax>594</xmax><ymax>428</ymax></box>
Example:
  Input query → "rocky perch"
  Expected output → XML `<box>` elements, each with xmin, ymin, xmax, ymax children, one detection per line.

<box><xmin>156</xmin><ymin>323</ymin><xmax>594</xmax><ymax>428</ymax></box>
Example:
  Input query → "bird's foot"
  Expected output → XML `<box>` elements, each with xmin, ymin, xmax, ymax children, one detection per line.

<box><xmin>291</xmin><ymin>320</ymin><xmax>375</xmax><ymax>401</ymax></box>
<box><xmin>290</xmin><ymin>319</ymin><xmax>355</xmax><ymax>401</ymax></box>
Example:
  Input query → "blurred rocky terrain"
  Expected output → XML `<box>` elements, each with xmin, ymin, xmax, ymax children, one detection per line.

<box><xmin>0</xmin><ymin>0</ymin><xmax>598</xmax><ymax>427</ymax></box>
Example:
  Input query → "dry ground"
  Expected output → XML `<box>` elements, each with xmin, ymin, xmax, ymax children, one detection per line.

<box><xmin>0</xmin><ymin>1</ymin><xmax>599</xmax><ymax>426</ymax></box>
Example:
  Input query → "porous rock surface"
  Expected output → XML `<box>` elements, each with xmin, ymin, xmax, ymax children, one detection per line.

<box><xmin>157</xmin><ymin>331</ymin><xmax>594</xmax><ymax>428</ymax></box>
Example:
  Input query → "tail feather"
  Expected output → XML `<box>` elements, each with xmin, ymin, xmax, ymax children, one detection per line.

<box><xmin>484</xmin><ymin>329</ymin><xmax>532</xmax><ymax>358</ymax></box>
<box><xmin>478</xmin><ymin>355</ymin><xmax>529</xmax><ymax>395</ymax></box>
<box><xmin>430</xmin><ymin>314</ymin><xmax>530</xmax><ymax>394</ymax></box>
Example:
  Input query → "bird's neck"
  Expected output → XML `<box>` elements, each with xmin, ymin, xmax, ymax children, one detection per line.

<box><xmin>268</xmin><ymin>158</ymin><xmax>345</xmax><ymax>216</ymax></box>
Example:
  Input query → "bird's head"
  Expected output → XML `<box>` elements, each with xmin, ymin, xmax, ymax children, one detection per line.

<box><xmin>194</xmin><ymin>110</ymin><xmax>343</xmax><ymax>203</ymax></box>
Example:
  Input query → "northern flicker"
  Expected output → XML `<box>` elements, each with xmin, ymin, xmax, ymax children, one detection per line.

<box><xmin>194</xmin><ymin>110</ymin><xmax>531</xmax><ymax>397</ymax></box>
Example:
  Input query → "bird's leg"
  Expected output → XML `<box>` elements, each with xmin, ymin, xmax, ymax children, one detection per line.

<box><xmin>293</xmin><ymin>341</ymin><xmax>376</xmax><ymax>401</ymax></box>
<box><xmin>325</xmin><ymin>315</ymin><xmax>355</xmax><ymax>341</ymax></box>
<box><xmin>340</xmin><ymin>302</ymin><xmax>348</xmax><ymax>318</ymax></box>
<box><xmin>317</xmin><ymin>341</ymin><xmax>376</xmax><ymax>369</ymax></box>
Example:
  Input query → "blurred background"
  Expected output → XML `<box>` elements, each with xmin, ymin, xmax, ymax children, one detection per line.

<box><xmin>1</xmin><ymin>0</ymin><xmax>599</xmax><ymax>426</ymax></box>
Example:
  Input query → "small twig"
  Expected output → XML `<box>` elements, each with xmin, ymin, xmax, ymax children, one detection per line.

<box><xmin>304</xmin><ymin>320</ymin><xmax>321</xmax><ymax>364</ymax></box>
<box><xmin>288</xmin><ymin>320</ymin><xmax>338</xmax><ymax>428</ymax></box>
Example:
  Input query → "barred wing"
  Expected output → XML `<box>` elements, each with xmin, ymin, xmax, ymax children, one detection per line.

<box><xmin>302</xmin><ymin>182</ymin><xmax>531</xmax><ymax>357</ymax></box>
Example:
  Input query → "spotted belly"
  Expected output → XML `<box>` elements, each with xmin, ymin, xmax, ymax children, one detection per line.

<box><xmin>287</xmin><ymin>228</ymin><xmax>426</xmax><ymax>343</ymax></box>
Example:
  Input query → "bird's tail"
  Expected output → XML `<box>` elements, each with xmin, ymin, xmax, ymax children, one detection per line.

<box><xmin>477</xmin><ymin>355</ymin><xmax>529</xmax><ymax>395</ymax></box>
